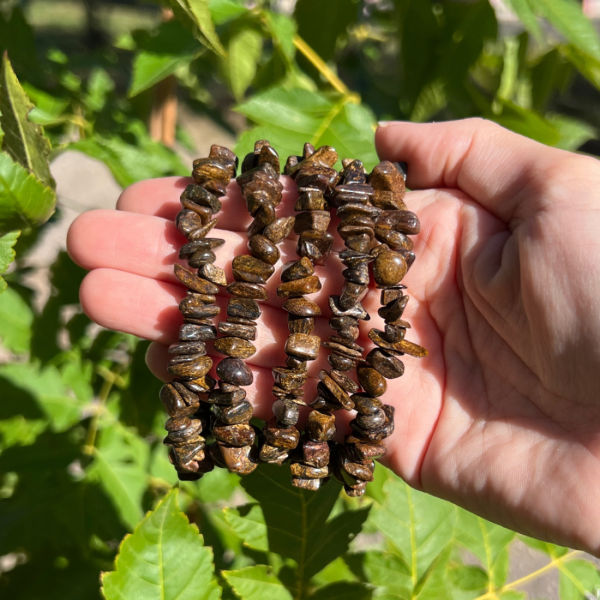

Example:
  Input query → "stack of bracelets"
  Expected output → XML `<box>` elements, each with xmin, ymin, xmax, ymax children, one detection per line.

<box><xmin>158</xmin><ymin>140</ymin><xmax>427</xmax><ymax>496</ymax></box>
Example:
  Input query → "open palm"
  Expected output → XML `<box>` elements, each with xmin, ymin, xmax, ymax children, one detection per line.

<box><xmin>67</xmin><ymin>119</ymin><xmax>600</xmax><ymax>555</ymax></box>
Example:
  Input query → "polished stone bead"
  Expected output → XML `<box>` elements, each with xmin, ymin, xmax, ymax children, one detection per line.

<box><xmin>174</xmin><ymin>265</ymin><xmax>220</xmax><ymax>295</ymax></box>
<box><xmin>378</xmin><ymin>295</ymin><xmax>409</xmax><ymax>322</ymax></box>
<box><xmin>217</xmin><ymin>357</ymin><xmax>254</xmax><ymax>386</ymax></box>
<box><xmin>220</xmin><ymin>444</ymin><xmax>258</xmax><ymax>475</ymax></box>
<box><xmin>357</xmin><ymin>363</ymin><xmax>387</xmax><ymax>397</ymax></box>
<box><xmin>301</xmin><ymin>440</ymin><xmax>330</xmax><ymax>468</ymax></box>
<box><xmin>341</xmin><ymin>458</ymin><xmax>374</xmax><ymax>483</ymax></box>
<box><xmin>295</xmin><ymin>189</ymin><xmax>328</xmax><ymax>211</ymax></box>
<box><xmin>294</xmin><ymin>210</ymin><xmax>331</xmax><ymax>233</ymax></box>
<box><xmin>288</xmin><ymin>315</ymin><xmax>315</xmax><ymax>334</ymax></box>
<box><xmin>237</xmin><ymin>160</ymin><xmax>278</xmax><ymax>185</ymax></box>
<box><xmin>218</xmin><ymin>321</ymin><xmax>257</xmax><ymax>341</ymax></box>
<box><xmin>376</xmin><ymin>210</ymin><xmax>420</xmax><ymax>234</ymax></box>
<box><xmin>257</xmin><ymin>142</ymin><xmax>281</xmax><ymax>172</ymax></box>
<box><xmin>339</xmin><ymin>282</ymin><xmax>368</xmax><ymax>310</ymax></box>
<box><xmin>337</xmin><ymin>202</ymin><xmax>380</xmax><ymax>221</ymax></box>
<box><xmin>350</xmin><ymin>441</ymin><xmax>387</xmax><ymax>461</ymax></box>
<box><xmin>329</xmin><ymin>296</ymin><xmax>369</xmax><ymax>320</ymax></box>
<box><xmin>262</xmin><ymin>216</ymin><xmax>295</xmax><ymax>244</ymax></box>
<box><xmin>285</xmin><ymin>333</ymin><xmax>320</xmax><ymax>361</ymax></box>
<box><xmin>160</xmin><ymin>383</ymin><xmax>199</xmax><ymax>416</ymax></box>
<box><xmin>340</xmin><ymin>159</ymin><xmax>367</xmax><ymax>184</ymax></box>
<box><xmin>342</xmin><ymin>264</ymin><xmax>370</xmax><ymax>285</ymax></box>
<box><xmin>285</xmin><ymin>356</ymin><xmax>307</xmax><ymax>370</ymax></box>
<box><xmin>328</xmin><ymin>352</ymin><xmax>357</xmax><ymax>372</ymax></box>
<box><xmin>188</xmin><ymin>217</ymin><xmax>219</xmax><ymax>241</ymax></box>
<box><xmin>287</xmin><ymin>146</ymin><xmax>337</xmax><ymax>178</ymax></box>
<box><xmin>204</xmin><ymin>179</ymin><xmax>229</xmax><ymax>198</ymax></box>
<box><xmin>369</xmin><ymin>160</ymin><xmax>406</xmax><ymax>192</ymax></box>
<box><xmin>272</xmin><ymin>386</ymin><xmax>304</xmax><ymax>400</ymax></box>
<box><xmin>297</xmin><ymin>230</ymin><xmax>333</xmax><ymax>263</ymax></box>
<box><xmin>169</xmin><ymin>442</ymin><xmax>205</xmax><ymax>469</ymax></box>
<box><xmin>277</xmin><ymin>276</ymin><xmax>322</xmax><ymax>298</ymax></box>
<box><xmin>227</xmin><ymin>297</ymin><xmax>261</xmax><ymax>320</ymax></box>
<box><xmin>169</xmin><ymin>341</ymin><xmax>207</xmax><ymax>356</ymax></box>
<box><xmin>373</xmin><ymin>251</ymin><xmax>407</xmax><ymax>287</ymax></box>
<box><xmin>244</xmin><ymin>188</ymin><xmax>278</xmax><ymax>216</ymax></box>
<box><xmin>290</xmin><ymin>462</ymin><xmax>330</xmax><ymax>479</ymax></box>
<box><xmin>179</xmin><ymin>323</ymin><xmax>217</xmax><ymax>341</ymax></box>
<box><xmin>344</xmin><ymin>482</ymin><xmax>367</xmax><ymax>497</ymax></box>
<box><xmin>213</xmin><ymin>400</ymin><xmax>253</xmax><ymax>425</ymax></box>
<box><xmin>366</xmin><ymin>348</ymin><xmax>405</xmax><ymax>379</ymax></box>
<box><xmin>368</xmin><ymin>330</ymin><xmax>428</xmax><ymax>358</ymax></box>
<box><xmin>272</xmin><ymin>367</ymin><xmax>307</xmax><ymax>391</ymax></box>
<box><xmin>330</xmin><ymin>369</ymin><xmax>359</xmax><ymax>393</ymax></box>
<box><xmin>283</xmin><ymin>297</ymin><xmax>321</xmax><ymax>317</ymax></box>
<box><xmin>296</xmin><ymin>168</ymin><xmax>340</xmax><ymax>194</ymax></box>
<box><xmin>281</xmin><ymin>257</ymin><xmax>314</xmax><ymax>282</ymax></box>
<box><xmin>319</xmin><ymin>370</ymin><xmax>354</xmax><ymax>410</ymax></box>
<box><xmin>357</xmin><ymin>407</ymin><xmax>386</xmax><ymax>429</ymax></box>
<box><xmin>167</xmin><ymin>355</ymin><xmax>212</xmax><ymax>380</ymax></box>
<box><xmin>310</xmin><ymin>394</ymin><xmax>342</xmax><ymax>412</ymax></box>
<box><xmin>384</xmin><ymin>323</ymin><xmax>406</xmax><ymax>343</ymax></box>
<box><xmin>192</xmin><ymin>158</ymin><xmax>232</xmax><ymax>184</ymax></box>
<box><xmin>291</xmin><ymin>477</ymin><xmax>322</xmax><ymax>491</ymax></box>
<box><xmin>209</xmin><ymin>144</ymin><xmax>238</xmax><ymax>167</ymax></box>
<box><xmin>329</xmin><ymin>316</ymin><xmax>358</xmax><ymax>333</ymax></box>
<box><xmin>180</xmin><ymin>238</ymin><xmax>225</xmax><ymax>259</ymax></box>
<box><xmin>180</xmin><ymin>200</ymin><xmax>214</xmax><ymax>225</ymax></box>
<box><xmin>248</xmin><ymin>234</ymin><xmax>280</xmax><ymax>265</ymax></box>
<box><xmin>306</xmin><ymin>410</ymin><xmax>336</xmax><ymax>442</ymax></box>
<box><xmin>229</xmin><ymin>316</ymin><xmax>256</xmax><ymax>325</ymax></box>
<box><xmin>273</xmin><ymin>399</ymin><xmax>300</xmax><ymax>426</ymax></box>
<box><xmin>213</xmin><ymin>422</ymin><xmax>256</xmax><ymax>446</ymax></box>
<box><xmin>207</xmin><ymin>387</ymin><xmax>246</xmax><ymax>405</ymax></box>
<box><xmin>352</xmin><ymin>393</ymin><xmax>383</xmax><ymax>415</ymax></box>
<box><xmin>259</xmin><ymin>443</ymin><xmax>289</xmax><ymax>465</ymax></box>
<box><xmin>350</xmin><ymin>405</ymin><xmax>395</xmax><ymax>442</ymax></box>
<box><xmin>165</xmin><ymin>416</ymin><xmax>203</xmax><ymax>442</ymax></box>
<box><xmin>264</xmin><ymin>419</ymin><xmax>300</xmax><ymax>449</ymax></box>
<box><xmin>226</xmin><ymin>281</ymin><xmax>268</xmax><ymax>300</ymax></box>
<box><xmin>198</xmin><ymin>262</ymin><xmax>227</xmax><ymax>286</ymax></box>
<box><xmin>179</xmin><ymin>296</ymin><xmax>220</xmax><ymax>319</ymax></box>
<box><xmin>232</xmin><ymin>255</ymin><xmax>275</xmax><ymax>284</ymax></box>
<box><xmin>176</xmin><ymin>209</ymin><xmax>204</xmax><ymax>238</ymax></box>
<box><xmin>247</xmin><ymin>203</ymin><xmax>277</xmax><ymax>237</ymax></box>
<box><xmin>322</xmin><ymin>340</ymin><xmax>363</xmax><ymax>359</ymax></box>
<box><xmin>375</xmin><ymin>227</ymin><xmax>414</xmax><ymax>250</ymax></box>
<box><xmin>381</xmin><ymin>287</ymin><xmax>404</xmax><ymax>305</ymax></box>
<box><xmin>183</xmin><ymin>374</ymin><xmax>216</xmax><ymax>393</ymax></box>
<box><xmin>345</xmin><ymin>234</ymin><xmax>371</xmax><ymax>253</ymax></box>
<box><xmin>214</xmin><ymin>337</ymin><xmax>256</xmax><ymax>359</ymax></box>
<box><xmin>181</xmin><ymin>184</ymin><xmax>222</xmax><ymax>214</ymax></box>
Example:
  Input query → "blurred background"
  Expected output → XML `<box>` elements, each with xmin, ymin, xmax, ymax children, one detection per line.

<box><xmin>2</xmin><ymin>0</ymin><xmax>600</xmax><ymax>598</ymax></box>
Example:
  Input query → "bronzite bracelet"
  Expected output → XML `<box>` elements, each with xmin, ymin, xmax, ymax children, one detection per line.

<box><xmin>156</xmin><ymin>141</ymin><xmax>427</xmax><ymax>496</ymax></box>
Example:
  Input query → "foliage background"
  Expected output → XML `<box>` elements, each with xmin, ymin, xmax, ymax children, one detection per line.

<box><xmin>1</xmin><ymin>0</ymin><xmax>600</xmax><ymax>598</ymax></box>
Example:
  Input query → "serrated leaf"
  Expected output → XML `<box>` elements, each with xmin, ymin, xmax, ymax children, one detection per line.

<box><xmin>87</xmin><ymin>426</ymin><xmax>149</xmax><ymax>530</ymax></box>
<box><xmin>102</xmin><ymin>488</ymin><xmax>221</xmax><ymax>600</ymax></box>
<box><xmin>0</xmin><ymin>229</ymin><xmax>19</xmax><ymax>293</ymax></box>
<box><xmin>222</xmin><ymin>565</ymin><xmax>292</xmax><ymax>600</ymax></box>
<box><xmin>558</xmin><ymin>559</ymin><xmax>600</xmax><ymax>600</ymax></box>
<box><xmin>0</xmin><ymin>283</ymin><xmax>32</xmax><ymax>352</ymax></box>
<box><xmin>448</xmin><ymin>564</ymin><xmax>488</xmax><ymax>591</ymax></box>
<box><xmin>0</xmin><ymin>53</ymin><xmax>54</xmax><ymax>189</ymax></box>
<box><xmin>235</xmin><ymin>86</ymin><xmax>378</xmax><ymax>170</ymax></box>
<box><xmin>225</xmin><ymin>26</ymin><xmax>262</xmax><ymax>100</ymax></box>
<box><xmin>308</xmin><ymin>581</ymin><xmax>373</xmax><ymax>600</ymax></box>
<box><xmin>369</xmin><ymin>475</ymin><xmax>456</xmax><ymax>591</ymax></box>
<box><xmin>454</xmin><ymin>508</ymin><xmax>514</xmax><ymax>589</ymax></box>
<box><xmin>167</xmin><ymin>0</ymin><xmax>226</xmax><ymax>57</ymax></box>
<box><xmin>224</xmin><ymin>503</ymin><xmax>268</xmax><ymax>551</ymax></box>
<box><xmin>363</xmin><ymin>551</ymin><xmax>411</xmax><ymax>598</ymax></box>
<box><xmin>239</xmin><ymin>464</ymin><xmax>370</xmax><ymax>581</ymax></box>
<box><xmin>0</xmin><ymin>151</ymin><xmax>56</xmax><ymax>233</ymax></box>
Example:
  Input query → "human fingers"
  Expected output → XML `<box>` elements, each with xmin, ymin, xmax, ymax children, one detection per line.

<box><xmin>375</xmin><ymin>119</ymin><xmax>599</xmax><ymax>224</ymax></box>
<box><xmin>116</xmin><ymin>175</ymin><xmax>299</xmax><ymax>230</ymax></box>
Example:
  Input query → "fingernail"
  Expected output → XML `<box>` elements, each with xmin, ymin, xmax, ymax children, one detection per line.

<box><xmin>377</xmin><ymin>121</ymin><xmax>392</xmax><ymax>128</ymax></box>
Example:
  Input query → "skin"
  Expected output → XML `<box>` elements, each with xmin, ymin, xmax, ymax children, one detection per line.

<box><xmin>67</xmin><ymin>119</ymin><xmax>600</xmax><ymax>555</ymax></box>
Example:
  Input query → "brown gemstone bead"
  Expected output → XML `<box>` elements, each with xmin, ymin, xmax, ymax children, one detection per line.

<box><xmin>232</xmin><ymin>255</ymin><xmax>275</xmax><ymax>284</ymax></box>
<box><xmin>227</xmin><ymin>297</ymin><xmax>261</xmax><ymax>320</ymax></box>
<box><xmin>288</xmin><ymin>315</ymin><xmax>315</xmax><ymax>334</ymax></box>
<box><xmin>248</xmin><ymin>234</ymin><xmax>280</xmax><ymax>265</ymax></box>
<box><xmin>295</xmin><ymin>189</ymin><xmax>328</xmax><ymax>211</ymax></box>
<box><xmin>213</xmin><ymin>422</ymin><xmax>256</xmax><ymax>446</ymax></box>
<box><xmin>285</xmin><ymin>333</ymin><xmax>320</xmax><ymax>361</ymax></box>
<box><xmin>174</xmin><ymin>265</ymin><xmax>220</xmax><ymax>295</ymax></box>
<box><xmin>260</xmin><ymin>443</ymin><xmax>289</xmax><ymax>465</ymax></box>
<box><xmin>214</xmin><ymin>337</ymin><xmax>256</xmax><ymax>359</ymax></box>
<box><xmin>208</xmin><ymin>387</ymin><xmax>246</xmax><ymax>405</ymax></box>
<box><xmin>297</xmin><ymin>230</ymin><xmax>333</xmax><ymax>262</ymax></box>
<box><xmin>350</xmin><ymin>405</ymin><xmax>395</xmax><ymax>442</ymax></box>
<box><xmin>188</xmin><ymin>249</ymin><xmax>217</xmax><ymax>268</ymax></box>
<box><xmin>319</xmin><ymin>371</ymin><xmax>354</xmax><ymax>410</ymax></box>
<box><xmin>351</xmin><ymin>441</ymin><xmax>387</xmax><ymax>461</ymax></box>
<box><xmin>281</xmin><ymin>257</ymin><xmax>314</xmax><ymax>282</ymax></box>
<box><xmin>160</xmin><ymin>384</ymin><xmax>199</xmax><ymax>416</ymax></box>
<box><xmin>179</xmin><ymin>296</ymin><xmax>220</xmax><ymax>319</ymax></box>
<box><xmin>277</xmin><ymin>276</ymin><xmax>322</xmax><ymax>298</ymax></box>
<box><xmin>219</xmin><ymin>444</ymin><xmax>258</xmax><ymax>475</ymax></box>
<box><xmin>193</xmin><ymin>158</ymin><xmax>234</xmax><ymax>184</ymax></box>
<box><xmin>272</xmin><ymin>386</ymin><xmax>304</xmax><ymax>400</ymax></box>
<box><xmin>310</xmin><ymin>395</ymin><xmax>342</xmax><ymax>412</ymax></box>
<box><xmin>339</xmin><ymin>282</ymin><xmax>368</xmax><ymax>310</ymax></box>
<box><xmin>180</xmin><ymin>200</ymin><xmax>212</xmax><ymax>224</ymax></box>
<box><xmin>283</xmin><ymin>297</ymin><xmax>321</xmax><ymax>316</ymax></box>
<box><xmin>342</xmin><ymin>265</ymin><xmax>370</xmax><ymax>285</ymax></box>
<box><xmin>328</xmin><ymin>352</ymin><xmax>357</xmax><ymax>372</ymax></box>
<box><xmin>291</xmin><ymin>477</ymin><xmax>321</xmax><ymax>491</ymax></box>
<box><xmin>345</xmin><ymin>234</ymin><xmax>371</xmax><ymax>253</ymax></box>
<box><xmin>247</xmin><ymin>203</ymin><xmax>277</xmax><ymax>236</ymax></box>
<box><xmin>198</xmin><ymin>262</ymin><xmax>227</xmax><ymax>286</ymax></box>
<box><xmin>330</xmin><ymin>370</ymin><xmax>359</xmax><ymax>393</ymax></box>
<box><xmin>188</xmin><ymin>218</ymin><xmax>219</xmax><ymax>241</ymax></box>
<box><xmin>294</xmin><ymin>210</ymin><xmax>331</xmax><ymax>233</ymax></box>
<box><xmin>357</xmin><ymin>364</ymin><xmax>387</xmax><ymax>397</ymax></box>
<box><xmin>306</xmin><ymin>410</ymin><xmax>336</xmax><ymax>441</ymax></box>
<box><xmin>376</xmin><ymin>210</ymin><xmax>420</xmax><ymax>234</ymax></box>
<box><xmin>356</xmin><ymin>408</ymin><xmax>386</xmax><ymax>429</ymax></box>
<box><xmin>366</xmin><ymin>348</ymin><xmax>405</xmax><ymax>379</ymax></box>
<box><xmin>180</xmin><ymin>238</ymin><xmax>225</xmax><ymax>258</ymax></box>
<box><xmin>263</xmin><ymin>216</ymin><xmax>295</xmax><ymax>244</ymax></box>
<box><xmin>368</xmin><ymin>330</ymin><xmax>428</xmax><ymax>358</ymax></box>
<box><xmin>183</xmin><ymin>374</ymin><xmax>216</xmax><ymax>394</ymax></box>
<box><xmin>322</xmin><ymin>340</ymin><xmax>363</xmax><ymax>359</ymax></box>
<box><xmin>226</xmin><ymin>282</ymin><xmax>268</xmax><ymax>300</ymax></box>
<box><xmin>272</xmin><ymin>399</ymin><xmax>300</xmax><ymax>426</ymax></box>
<box><xmin>218</xmin><ymin>321</ymin><xmax>256</xmax><ymax>341</ymax></box>
<box><xmin>378</xmin><ymin>296</ymin><xmax>409</xmax><ymax>322</ymax></box>
<box><xmin>285</xmin><ymin>356</ymin><xmax>307</xmax><ymax>370</ymax></box>
<box><xmin>368</xmin><ymin>161</ymin><xmax>406</xmax><ymax>192</ymax></box>
<box><xmin>352</xmin><ymin>393</ymin><xmax>384</xmax><ymax>415</ymax></box>
<box><xmin>301</xmin><ymin>440</ymin><xmax>330</xmax><ymax>468</ymax></box>
<box><xmin>384</xmin><ymin>324</ymin><xmax>406</xmax><ymax>343</ymax></box>
<box><xmin>329</xmin><ymin>296</ymin><xmax>369</xmax><ymax>320</ymax></box>
<box><xmin>264</xmin><ymin>420</ymin><xmax>300</xmax><ymax>449</ymax></box>
<box><xmin>176</xmin><ymin>209</ymin><xmax>204</xmax><ymax>238</ymax></box>
<box><xmin>216</xmin><ymin>357</ymin><xmax>254</xmax><ymax>386</ymax></box>
<box><xmin>375</xmin><ymin>227</ymin><xmax>414</xmax><ymax>251</ymax></box>
<box><xmin>168</xmin><ymin>340</ymin><xmax>206</xmax><ymax>355</ymax></box>
<box><xmin>213</xmin><ymin>401</ymin><xmax>253</xmax><ymax>425</ymax></box>
<box><xmin>179</xmin><ymin>323</ymin><xmax>217</xmax><ymax>341</ymax></box>
<box><xmin>167</xmin><ymin>355</ymin><xmax>212</xmax><ymax>380</ymax></box>
<box><xmin>381</xmin><ymin>287</ymin><xmax>404</xmax><ymax>305</ymax></box>
<box><xmin>165</xmin><ymin>416</ymin><xmax>203</xmax><ymax>442</ymax></box>
<box><xmin>290</xmin><ymin>463</ymin><xmax>330</xmax><ymax>479</ymax></box>
<box><xmin>341</xmin><ymin>459</ymin><xmax>374</xmax><ymax>483</ymax></box>
<box><xmin>272</xmin><ymin>367</ymin><xmax>307</xmax><ymax>391</ymax></box>
<box><xmin>181</xmin><ymin>184</ymin><xmax>222</xmax><ymax>214</ymax></box>
<box><xmin>373</xmin><ymin>250</ymin><xmax>407</xmax><ymax>287</ymax></box>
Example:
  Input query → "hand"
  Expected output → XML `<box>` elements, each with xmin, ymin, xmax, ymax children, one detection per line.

<box><xmin>67</xmin><ymin>119</ymin><xmax>600</xmax><ymax>555</ymax></box>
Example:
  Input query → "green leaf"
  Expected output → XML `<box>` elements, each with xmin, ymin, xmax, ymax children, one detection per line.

<box><xmin>0</xmin><ymin>229</ymin><xmax>18</xmax><ymax>293</ymax></box>
<box><xmin>235</xmin><ymin>86</ymin><xmax>378</xmax><ymax>171</ymax></box>
<box><xmin>210</xmin><ymin>0</ymin><xmax>248</xmax><ymax>25</ymax></box>
<box><xmin>87</xmin><ymin>425</ymin><xmax>149</xmax><ymax>530</ymax></box>
<box><xmin>129</xmin><ymin>20</ymin><xmax>200</xmax><ymax>97</ymax></box>
<box><xmin>490</xmin><ymin>100</ymin><xmax>561</xmax><ymax>146</ymax></box>
<box><xmin>547</xmin><ymin>114</ymin><xmax>596</xmax><ymax>151</ymax></box>
<box><xmin>558</xmin><ymin>559</ymin><xmax>600</xmax><ymax>599</ymax></box>
<box><xmin>225</xmin><ymin>25</ymin><xmax>263</xmax><ymax>100</ymax></box>
<box><xmin>0</xmin><ymin>53</ymin><xmax>54</xmax><ymax>189</ymax></box>
<box><xmin>504</xmin><ymin>0</ymin><xmax>544</xmax><ymax>42</ymax></box>
<box><xmin>167</xmin><ymin>0</ymin><xmax>226</xmax><ymax>57</ymax></box>
<box><xmin>262</xmin><ymin>12</ymin><xmax>297</xmax><ymax>63</ymax></box>
<box><xmin>224</xmin><ymin>503</ymin><xmax>268</xmax><ymax>551</ymax></box>
<box><xmin>363</xmin><ymin>551</ymin><xmax>411</xmax><ymax>598</ymax></box>
<box><xmin>102</xmin><ymin>488</ymin><xmax>221</xmax><ymax>600</ymax></box>
<box><xmin>448</xmin><ymin>564</ymin><xmax>489</xmax><ymax>591</ymax></box>
<box><xmin>0</xmin><ymin>283</ymin><xmax>32</xmax><ymax>352</ymax></box>
<box><xmin>453</xmin><ymin>508</ymin><xmax>514</xmax><ymax>589</ymax></box>
<box><xmin>411</xmin><ymin>79</ymin><xmax>446</xmax><ymax>122</ymax></box>
<box><xmin>0</xmin><ymin>151</ymin><xmax>55</xmax><ymax>233</ymax></box>
<box><xmin>222</xmin><ymin>566</ymin><xmax>292</xmax><ymax>600</ymax></box>
<box><xmin>518</xmin><ymin>535</ymin><xmax>569</xmax><ymax>558</ymax></box>
<box><xmin>369</xmin><ymin>475</ymin><xmax>456</xmax><ymax>589</ymax></box>
<box><xmin>308</xmin><ymin>581</ymin><xmax>373</xmax><ymax>600</ymax></box>
<box><xmin>240</xmin><ymin>464</ymin><xmax>370</xmax><ymax>581</ymax></box>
